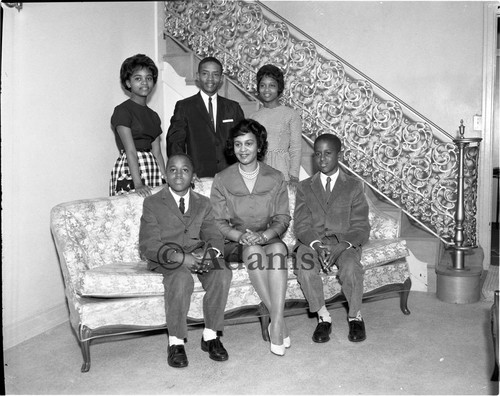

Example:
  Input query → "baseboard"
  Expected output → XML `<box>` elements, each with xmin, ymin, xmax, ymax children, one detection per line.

<box><xmin>3</xmin><ymin>303</ymin><xmax>69</xmax><ymax>350</ymax></box>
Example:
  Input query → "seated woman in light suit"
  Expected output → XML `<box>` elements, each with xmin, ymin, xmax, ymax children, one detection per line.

<box><xmin>210</xmin><ymin>119</ymin><xmax>291</xmax><ymax>356</ymax></box>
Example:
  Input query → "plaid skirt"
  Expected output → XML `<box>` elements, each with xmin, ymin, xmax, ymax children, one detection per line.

<box><xmin>109</xmin><ymin>150</ymin><xmax>165</xmax><ymax>196</ymax></box>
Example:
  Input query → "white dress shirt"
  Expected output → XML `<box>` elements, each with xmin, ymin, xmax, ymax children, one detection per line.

<box><xmin>170</xmin><ymin>187</ymin><xmax>190</xmax><ymax>213</ymax></box>
<box><xmin>320</xmin><ymin>169</ymin><xmax>339</xmax><ymax>192</ymax></box>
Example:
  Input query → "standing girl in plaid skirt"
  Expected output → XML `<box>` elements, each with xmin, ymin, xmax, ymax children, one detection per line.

<box><xmin>109</xmin><ymin>54</ymin><xmax>167</xmax><ymax>197</ymax></box>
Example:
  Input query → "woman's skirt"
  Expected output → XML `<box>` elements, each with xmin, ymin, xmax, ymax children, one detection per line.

<box><xmin>109</xmin><ymin>150</ymin><xmax>165</xmax><ymax>196</ymax></box>
<box><xmin>223</xmin><ymin>237</ymin><xmax>288</xmax><ymax>262</ymax></box>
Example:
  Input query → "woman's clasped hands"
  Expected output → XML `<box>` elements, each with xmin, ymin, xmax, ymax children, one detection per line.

<box><xmin>238</xmin><ymin>229</ymin><xmax>266</xmax><ymax>246</ymax></box>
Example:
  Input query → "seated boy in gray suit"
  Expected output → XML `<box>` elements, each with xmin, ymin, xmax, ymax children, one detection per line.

<box><xmin>294</xmin><ymin>134</ymin><xmax>370</xmax><ymax>343</ymax></box>
<box><xmin>139</xmin><ymin>153</ymin><xmax>232</xmax><ymax>368</ymax></box>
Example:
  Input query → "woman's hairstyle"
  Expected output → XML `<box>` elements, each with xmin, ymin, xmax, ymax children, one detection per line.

<box><xmin>226</xmin><ymin>119</ymin><xmax>268</xmax><ymax>161</ymax></box>
<box><xmin>120</xmin><ymin>54</ymin><xmax>158</xmax><ymax>92</ymax></box>
<box><xmin>256</xmin><ymin>64</ymin><xmax>285</xmax><ymax>96</ymax></box>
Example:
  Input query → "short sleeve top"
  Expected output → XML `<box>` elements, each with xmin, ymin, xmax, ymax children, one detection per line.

<box><xmin>111</xmin><ymin>99</ymin><xmax>162</xmax><ymax>151</ymax></box>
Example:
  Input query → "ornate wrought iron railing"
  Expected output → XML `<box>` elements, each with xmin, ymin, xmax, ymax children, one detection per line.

<box><xmin>163</xmin><ymin>0</ymin><xmax>481</xmax><ymax>247</ymax></box>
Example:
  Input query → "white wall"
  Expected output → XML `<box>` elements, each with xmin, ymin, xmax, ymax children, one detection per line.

<box><xmin>1</xmin><ymin>2</ymin><xmax>162</xmax><ymax>349</ymax></box>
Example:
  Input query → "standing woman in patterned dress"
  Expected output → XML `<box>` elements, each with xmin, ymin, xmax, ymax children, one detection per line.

<box><xmin>249</xmin><ymin>64</ymin><xmax>302</xmax><ymax>186</ymax></box>
<box><xmin>109</xmin><ymin>54</ymin><xmax>167</xmax><ymax>197</ymax></box>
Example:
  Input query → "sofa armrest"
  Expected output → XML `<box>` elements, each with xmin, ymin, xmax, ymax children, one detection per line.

<box><xmin>51</xmin><ymin>204</ymin><xmax>91</xmax><ymax>294</ymax></box>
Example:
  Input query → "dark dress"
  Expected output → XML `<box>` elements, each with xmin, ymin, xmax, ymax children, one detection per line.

<box><xmin>109</xmin><ymin>99</ymin><xmax>165</xmax><ymax>195</ymax></box>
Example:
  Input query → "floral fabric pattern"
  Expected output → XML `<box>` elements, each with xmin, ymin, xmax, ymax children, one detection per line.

<box><xmin>77</xmin><ymin>239</ymin><xmax>408</xmax><ymax>298</ymax></box>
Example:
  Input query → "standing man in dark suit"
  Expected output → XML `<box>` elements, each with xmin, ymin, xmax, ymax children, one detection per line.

<box><xmin>139</xmin><ymin>153</ymin><xmax>232</xmax><ymax>368</ymax></box>
<box><xmin>294</xmin><ymin>134</ymin><xmax>371</xmax><ymax>344</ymax></box>
<box><xmin>167</xmin><ymin>56</ymin><xmax>245</xmax><ymax>177</ymax></box>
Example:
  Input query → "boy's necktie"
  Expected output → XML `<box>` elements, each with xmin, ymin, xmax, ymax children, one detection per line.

<box><xmin>325</xmin><ymin>177</ymin><xmax>331</xmax><ymax>201</ymax></box>
<box><xmin>179</xmin><ymin>197</ymin><xmax>185</xmax><ymax>214</ymax></box>
<box><xmin>325</xmin><ymin>177</ymin><xmax>331</xmax><ymax>193</ymax></box>
<box><xmin>208</xmin><ymin>97</ymin><xmax>215</xmax><ymax>131</ymax></box>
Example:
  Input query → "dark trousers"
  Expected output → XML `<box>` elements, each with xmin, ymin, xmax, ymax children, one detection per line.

<box><xmin>295</xmin><ymin>243</ymin><xmax>364</xmax><ymax>317</ymax></box>
<box><xmin>152</xmin><ymin>259</ymin><xmax>232</xmax><ymax>339</ymax></box>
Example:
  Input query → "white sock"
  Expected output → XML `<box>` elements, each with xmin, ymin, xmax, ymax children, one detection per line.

<box><xmin>348</xmin><ymin>311</ymin><xmax>363</xmax><ymax>322</ymax></box>
<box><xmin>169</xmin><ymin>335</ymin><xmax>184</xmax><ymax>346</ymax></box>
<box><xmin>203</xmin><ymin>328</ymin><xmax>217</xmax><ymax>341</ymax></box>
<box><xmin>317</xmin><ymin>306</ymin><xmax>331</xmax><ymax>323</ymax></box>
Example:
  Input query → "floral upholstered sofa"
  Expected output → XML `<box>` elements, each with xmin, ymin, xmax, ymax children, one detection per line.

<box><xmin>50</xmin><ymin>178</ymin><xmax>411</xmax><ymax>372</ymax></box>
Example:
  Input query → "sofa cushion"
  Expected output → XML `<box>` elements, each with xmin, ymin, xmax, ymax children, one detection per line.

<box><xmin>77</xmin><ymin>239</ymin><xmax>408</xmax><ymax>298</ymax></box>
<box><xmin>77</xmin><ymin>262</ymin><xmax>164</xmax><ymax>298</ymax></box>
<box><xmin>73</xmin><ymin>258</ymin><xmax>411</xmax><ymax>328</ymax></box>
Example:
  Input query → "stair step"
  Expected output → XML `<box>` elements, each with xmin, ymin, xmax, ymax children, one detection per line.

<box><xmin>164</xmin><ymin>36</ymin><xmax>198</xmax><ymax>83</ymax></box>
<box><xmin>164</xmin><ymin>34</ymin><xmax>259</xmax><ymax>117</ymax></box>
<box><xmin>164</xmin><ymin>53</ymin><xmax>197</xmax><ymax>85</ymax></box>
<box><xmin>165</xmin><ymin>35</ymin><xmax>189</xmax><ymax>54</ymax></box>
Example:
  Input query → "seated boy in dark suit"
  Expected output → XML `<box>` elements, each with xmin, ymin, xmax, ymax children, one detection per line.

<box><xmin>139</xmin><ymin>153</ymin><xmax>232</xmax><ymax>368</ymax></box>
<box><xmin>294</xmin><ymin>134</ymin><xmax>370</xmax><ymax>343</ymax></box>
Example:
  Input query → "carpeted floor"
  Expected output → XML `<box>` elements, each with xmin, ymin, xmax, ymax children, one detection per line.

<box><xmin>3</xmin><ymin>285</ymin><xmax>498</xmax><ymax>395</ymax></box>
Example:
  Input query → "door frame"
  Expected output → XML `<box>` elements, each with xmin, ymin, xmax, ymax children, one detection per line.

<box><xmin>478</xmin><ymin>2</ymin><xmax>498</xmax><ymax>269</ymax></box>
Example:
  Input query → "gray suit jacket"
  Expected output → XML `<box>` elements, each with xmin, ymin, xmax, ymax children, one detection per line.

<box><xmin>294</xmin><ymin>169</ymin><xmax>370</xmax><ymax>249</ymax></box>
<box><xmin>210</xmin><ymin>162</ymin><xmax>290</xmax><ymax>238</ymax></box>
<box><xmin>139</xmin><ymin>186</ymin><xmax>224</xmax><ymax>269</ymax></box>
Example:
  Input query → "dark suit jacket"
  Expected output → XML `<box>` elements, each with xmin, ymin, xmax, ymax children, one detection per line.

<box><xmin>166</xmin><ymin>92</ymin><xmax>245</xmax><ymax>177</ymax></box>
<box><xmin>139</xmin><ymin>186</ymin><xmax>224</xmax><ymax>270</ymax></box>
<box><xmin>294</xmin><ymin>169</ymin><xmax>370</xmax><ymax>249</ymax></box>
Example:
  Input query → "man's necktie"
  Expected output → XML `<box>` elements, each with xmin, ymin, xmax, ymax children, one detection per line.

<box><xmin>179</xmin><ymin>197</ymin><xmax>185</xmax><ymax>214</ymax></box>
<box><xmin>208</xmin><ymin>97</ymin><xmax>215</xmax><ymax>131</ymax></box>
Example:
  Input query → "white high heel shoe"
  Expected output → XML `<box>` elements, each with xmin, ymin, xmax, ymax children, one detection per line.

<box><xmin>283</xmin><ymin>335</ymin><xmax>291</xmax><ymax>349</ymax></box>
<box><xmin>268</xmin><ymin>325</ymin><xmax>285</xmax><ymax>356</ymax></box>
<box><xmin>270</xmin><ymin>342</ymin><xmax>285</xmax><ymax>356</ymax></box>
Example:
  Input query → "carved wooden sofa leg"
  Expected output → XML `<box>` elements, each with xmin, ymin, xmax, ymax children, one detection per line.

<box><xmin>79</xmin><ymin>325</ymin><xmax>92</xmax><ymax>373</ymax></box>
<box><xmin>400</xmin><ymin>278</ymin><xmax>412</xmax><ymax>315</ymax></box>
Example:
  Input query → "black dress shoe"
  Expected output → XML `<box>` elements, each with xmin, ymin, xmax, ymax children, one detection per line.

<box><xmin>167</xmin><ymin>344</ymin><xmax>188</xmax><ymax>368</ymax></box>
<box><xmin>348</xmin><ymin>319</ymin><xmax>366</xmax><ymax>342</ymax></box>
<box><xmin>201</xmin><ymin>337</ymin><xmax>229</xmax><ymax>361</ymax></box>
<box><xmin>312</xmin><ymin>321</ymin><xmax>332</xmax><ymax>343</ymax></box>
